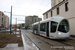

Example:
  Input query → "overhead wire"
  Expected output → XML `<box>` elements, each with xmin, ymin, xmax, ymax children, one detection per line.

<box><xmin>26</xmin><ymin>0</ymin><xmax>51</xmax><ymax>17</ymax></box>
<box><xmin>35</xmin><ymin>0</ymin><xmax>44</xmax><ymax>15</ymax></box>
<box><xmin>27</xmin><ymin>0</ymin><xmax>34</xmax><ymax>12</ymax></box>
<box><xmin>37</xmin><ymin>0</ymin><xmax>51</xmax><ymax>15</ymax></box>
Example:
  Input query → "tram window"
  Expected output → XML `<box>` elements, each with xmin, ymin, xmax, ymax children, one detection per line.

<box><xmin>51</xmin><ymin>21</ymin><xmax>58</xmax><ymax>33</ymax></box>
<box><xmin>58</xmin><ymin>20</ymin><xmax>69</xmax><ymax>33</ymax></box>
<box><xmin>40</xmin><ymin>23</ymin><xmax>46</xmax><ymax>32</ymax></box>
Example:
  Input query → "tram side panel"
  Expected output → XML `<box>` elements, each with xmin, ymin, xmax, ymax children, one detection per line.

<box><xmin>49</xmin><ymin>21</ymin><xmax>58</xmax><ymax>39</ymax></box>
<box><xmin>38</xmin><ymin>23</ymin><xmax>40</xmax><ymax>35</ymax></box>
<box><xmin>33</xmin><ymin>25</ymin><xmax>37</xmax><ymax>34</ymax></box>
<box><xmin>36</xmin><ymin>24</ymin><xmax>38</xmax><ymax>34</ymax></box>
<box><xmin>46</xmin><ymin>22</ymin><xmax>49</xmax><ymax>37</ymax></box>
<box><xmin>38</xmin><ymin>21</ymin><xmax>57</xmax><ymax>38</ymax></box>
<box><xmin>39</xmin><ymin>22</ymin><xmax>50</xmax><ymax>38</ymax></box>
<box><xmin>39</xmin><ymin>23</ymin><xmax>47</xmax><ymax>37</ymax></box>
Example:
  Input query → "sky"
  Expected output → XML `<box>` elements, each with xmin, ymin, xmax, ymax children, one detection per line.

<box><xmin>0</xmin><ymin>0</ymin><xmax>51</xmax><ymax>24</ymax></box>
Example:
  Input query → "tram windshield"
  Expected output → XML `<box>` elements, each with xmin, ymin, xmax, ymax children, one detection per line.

<box><xmin>58</xmin><ymin>19</ymin><xmax>69</xmax><ymax>33</ymax></box>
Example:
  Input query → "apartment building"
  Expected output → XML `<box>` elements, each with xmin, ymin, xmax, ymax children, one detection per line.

<box><xmin>25</xmin><ymin>15</ymin><xmax>42</xmax><ymax>29</ymax></box>
<box><xmin>43</xmin><ymin>0</ymin><xmax>75</xmax><ymax>35</ymax></box>
<box><xmin>0</xmin><ymin>11</ymin><xmax>9</xmax><ymax>28</ymax></box>
<box><xmin>4</xmin><ymin>15</ymin><xmax>9</xmax><ymax>28</ymax></box>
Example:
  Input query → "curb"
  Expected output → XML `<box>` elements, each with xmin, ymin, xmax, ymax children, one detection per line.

<box><xmin>69</xmin><ymin>37</ymin><xmax>75</xmax><ymax>40</ymax></box>
<box><xmin>21</xmin><ymin>34</ymin><xmax>26</xmax><ymax>50</ymax></box>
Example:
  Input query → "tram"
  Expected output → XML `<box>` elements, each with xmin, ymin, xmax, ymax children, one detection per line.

<box><xmin>32</xmin><ymin>16</ymin><xmax>70</xmax><ymax>39</ymax></box>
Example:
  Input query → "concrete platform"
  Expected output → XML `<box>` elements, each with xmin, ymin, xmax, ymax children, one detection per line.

<box><xmin>69</xmin><ymin>36</ymin><xmax>75</xmax><ymax>40</ymax></box>
<box><xmin>0</xmin><ymin>47</ymin><xmax>24</xmax><ymax>50</ymax></box>
<box><xmin>5</xmin><ymin>43</ymin><xmax>18</xmax><ymax>48</ymax></box>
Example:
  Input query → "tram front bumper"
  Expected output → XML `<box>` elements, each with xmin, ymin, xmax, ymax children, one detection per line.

<box><xmin>57</xmin><ymin>32</ymin><xmax>70</xmax><ymax>39</ymax></box>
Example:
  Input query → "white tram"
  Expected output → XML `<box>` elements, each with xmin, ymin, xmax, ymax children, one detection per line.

<box><xmin>32</xmin><ymin>16</ymin><xmax>70</xmax><ymax>39</ymax></box>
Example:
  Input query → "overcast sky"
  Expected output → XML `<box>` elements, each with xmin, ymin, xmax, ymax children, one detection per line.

<box><xmin>0</xmin><ymin>0</ymin><xmax>51</xmax><ymax>24</ymax></box>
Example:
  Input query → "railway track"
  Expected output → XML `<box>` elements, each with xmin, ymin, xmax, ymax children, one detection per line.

<box><xmin>22</xmin><ymin>31</ymin><xmax>59</xmax><ymax>50</ymax></box>
<box><xmin>22</xmin><ymin>32</ymin><xmax>41</xmax><ymax>50</ymax></box>
<box><xmin>31</xmin><ymin>32</ymin><xmax>75</xmax><ymax>46</ymax></box>
<box><xmin>34</xmin><ymin>33</ymin><xmax>75</xmax><ymax>50</ymax></box>
<box><xmin>56</xmin><ymin>40</ymin><xmax>75</xmax><ymax>47</ymax></box>
<box><xmin>22</xmin><ymin>30</ymin><xmax>75</xmax><ymax>50</ymax></box>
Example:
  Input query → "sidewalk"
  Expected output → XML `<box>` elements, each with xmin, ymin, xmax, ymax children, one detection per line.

<box><xmin>69</xmin><ymin>35</ymin><xmax>75</xmax><ymax>40</ymax></box>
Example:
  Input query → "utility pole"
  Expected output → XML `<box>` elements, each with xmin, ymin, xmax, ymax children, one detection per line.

<box><xmin>10</xmin><ymin>6</ymin><xmax>12</xmax><ymax>34</ymax></box>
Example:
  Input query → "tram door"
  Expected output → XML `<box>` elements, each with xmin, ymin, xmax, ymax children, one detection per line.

<box><xmin>33</xmin><ymin>25</ymin><xmax>38</xmax><ymax>34</ymax></box>
<box><xmin>46</xmin><ymin>22</ymin><xmax>49</xmax><ymax>37</ymax></box>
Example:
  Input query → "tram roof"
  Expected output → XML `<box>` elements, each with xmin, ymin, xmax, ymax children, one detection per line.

<box><xmin>40</xmin><ymin>16</ymin><xmax>67</xmax><ymax>23</ymax></box>
<box><xmin>32</xmin><ymin>22</ymin><xmax>39</xmax><ymax>25</ymax></box>
<box><xmin>32</xmin><ymin>16</ymin><xmax>67</xmax><ymax>25</ymax></box>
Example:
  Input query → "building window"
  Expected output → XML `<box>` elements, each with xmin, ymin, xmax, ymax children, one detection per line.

<box><xmin>57</xmin><ymin>7</ymin><xmax>59</xmax><ymax>15</ymax></box>
<box><xmin>46</xmin><ymin>13</ymin><xmax>48</xmax><ymax>18</ymax></box>
<box><xmin>2</xmin><ymin>18</ymin><xmax>3</xmax><ymax>23</ymax></box>
<box><xmin>2</xmin><ymin>13</ymin><xmax>4</xmax><ymax>16</ymax></box>
<box><xmin>65</xmin><ymin>2</ymin><xmax>68</xmax><ymax>11</ymax></box>
<box><xmin>51</xmin><ymin>11</ymin><xmax>52</xmax><ymax>17</ymax></box>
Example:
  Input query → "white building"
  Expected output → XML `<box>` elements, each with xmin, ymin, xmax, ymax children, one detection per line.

<box><xmin>43</xmin><ymin>0</ymin><xmax>75</xmax><ymax>36</ymax></box>
<box><xmin>51</xmin><ymin>0</ymin><xmax>64</xmax><ymax>7</ymax></box>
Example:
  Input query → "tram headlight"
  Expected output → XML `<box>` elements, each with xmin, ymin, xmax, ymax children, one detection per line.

<box><xmin>58</xmin><ymin>33</ymin><xmax>61</xmax><ymax>35</ymax></box>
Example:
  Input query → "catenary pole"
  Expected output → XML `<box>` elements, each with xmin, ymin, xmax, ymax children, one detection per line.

<box><xmin>10</xmin><ymin>6</ymin><xmax>12</xmax><ymax>34</ymax></box>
